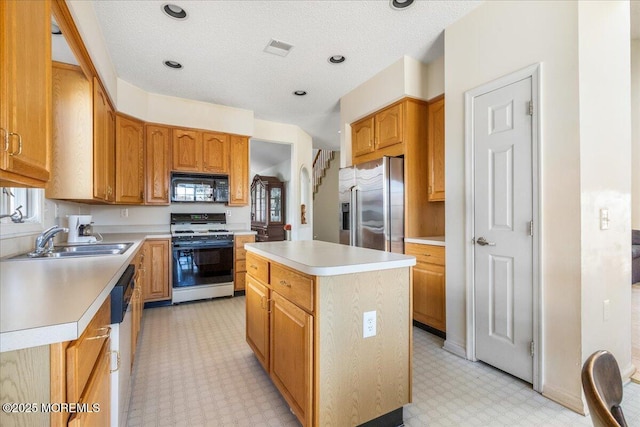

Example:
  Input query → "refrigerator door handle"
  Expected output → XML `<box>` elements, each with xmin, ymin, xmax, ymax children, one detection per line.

<box><xmin>350</xmin><ymin>185</ymin><xmax>357</xmax><ymax>246</ymax></box>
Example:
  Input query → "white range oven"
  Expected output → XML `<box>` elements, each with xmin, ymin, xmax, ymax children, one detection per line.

<box><xmin>170</xmin><ymin>213</ymin><xmax>234</xmax><ymax>303</ymax></box>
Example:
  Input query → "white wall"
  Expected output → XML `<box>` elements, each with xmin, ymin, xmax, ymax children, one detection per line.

<box><xmin>117</xmin><ymin>79</ymin><xmax>254</xmax><ymax>136</ymax></box>
<box><xmin>632</xmin><ymin>40</ymin><xmax>640</xmax><ymax>230</ymax></box>
<box><xmin>253</xmin><ymin>120</ymin><xmax>313</xmax><ymax>240</ymax></box>
<box><xmin>66</xmin><ymin>0</ymin><xmax>118</xmax><ymax>102</ymax></box>
<box><xmin>339</xmin><ymin>56</ymin><xmax>444</xmax><ymax>167</ymax></box>
<box><xmin>445</xmin><ymin>0</ymin><xmax>632</xmax><ymax>413</ymax></box>
<box><xmin>578</xmin><ymin>0</ymin><xmax>632</xmax><ymax>378</ymax></box>
<box><xmin>312</xmin><ymin>154</ymin><xmax>339</xmax><ymax>243</ymax></box>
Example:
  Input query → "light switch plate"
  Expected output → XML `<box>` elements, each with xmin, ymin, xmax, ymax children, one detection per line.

<box><xmin>600</xmin><ymin>208</ymin><xmax>609</xmax><ymax>230</ymax></box>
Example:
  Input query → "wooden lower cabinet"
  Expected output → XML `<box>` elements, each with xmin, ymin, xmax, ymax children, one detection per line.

<box><xmin>405</xmin><ymin>242</ymin><xmax>446</xmax><ymax>332</ymax></box>
<box><xmin>50</xmin><ymin>297</ymin><xmax>111</xmax><ymax>426</ymax></box>
<box><xmin>270</xmin><ymin>292</ymin><xmax>313</xmax><ymax>426</ymax></box>
<box><xmin>245</xmin><ymin>276</ymin><xmax>270</xmax><ymax>371</ymax></box>
<box><xmin>68</xmin><ymin>341</ymin><xmax>111</xmax><ymax>426</ymax></box>
<box><xmin>141</xmin><ymin>238</ymin><xmax>171</xmax><ymax>302</ymax></box>
<box><xmin>245</xmin><ymin>252</ymin><xmax>410</xmax><ymax>426</ymax></box>
<box><xmin>132</xmin><ymin>245</ymin><xmax>145</xmax><ymax>368</ymax></box>
<box><xmin>234</xmin><ymin>234</ymin><xmax>255</xmax><ymax>291</ymax></box>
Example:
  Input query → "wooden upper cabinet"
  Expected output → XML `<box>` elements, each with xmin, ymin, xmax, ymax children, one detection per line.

<box><xmin>115</xmin><ymin>115</ymin><xmax>144</xmax><ymax>204</ymax></box>
<box><xmin>351</xmin><ymin>101</ymin><xmax>405</xmax><ymax>165</ymax></box>
<box><xmin>0</xmin><ymin>0</ymin><xmax>51</xmax><ymax>187</ymax></box>
<box><xmin>172</xmin><ymin>129</ymin><xmax>201</xmax><ymax>172</ymax></box>
<box><xmin>145</xmin><ymin>125</ymin><xmax>171</xmax><ymax>205</ymax></box>
<box><xmin>229</xmin><ymin>135</ymin><xmax>249</xmax><ymax>206</ymax></box>
<box><xmin>202</xmin><ymin>131</ymin><xmax>229</xmax><ymax>174</ymax></box>
<box><xmin>375</xmin><ymin>102</ymin><xmax>403</xmax><ymax>150</ymax></box>
<box><xmin>351</xmin><ymin>117</ymin><xmax>374</xmax><ymax>158</ymax></box>
<box><xmin>427</xmin><ymin>96</ymin><xmax>445</xmax><ymax>202</ymax></box>
<box><xmin>93</xmin><ymin>79</ymin><xmax>115</xmax><ymax>202</ymax></box>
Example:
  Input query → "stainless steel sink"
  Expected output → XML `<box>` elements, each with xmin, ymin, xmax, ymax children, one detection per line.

<box><xmin>6</xmin><ymin>242</ymin><xmax>134</xmax><ymax>260</ymax></box>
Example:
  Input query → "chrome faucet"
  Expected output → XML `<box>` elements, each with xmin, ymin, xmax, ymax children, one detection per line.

<box><xmin>29</xmin><ymin>225</ymin><xmax>69</xmax><ymax>257</ymax></box>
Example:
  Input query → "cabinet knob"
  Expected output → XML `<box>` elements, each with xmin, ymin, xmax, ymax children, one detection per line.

<box><xmin>279</xmin><ymin>280</ymin><xmax>291</xmax><ymax>288</ymax></box>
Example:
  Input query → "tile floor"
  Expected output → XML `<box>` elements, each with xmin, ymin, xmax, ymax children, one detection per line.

<box><xmin>127</xmin><ymin>296</ymin><xmax>640</xmax><ymax>426</ymax></box>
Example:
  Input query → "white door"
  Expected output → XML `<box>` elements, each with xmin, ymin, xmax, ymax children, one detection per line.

<box><xmin>474</xmin><ymin>77</ymin><xmax>533</xmax><ymax>383</ymax></box>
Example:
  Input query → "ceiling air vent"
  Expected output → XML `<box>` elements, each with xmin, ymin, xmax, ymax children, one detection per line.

<box><xmin>264</xmin><ymin>39</ymin><xmax>294</xmax><ymax>57</ymax></box>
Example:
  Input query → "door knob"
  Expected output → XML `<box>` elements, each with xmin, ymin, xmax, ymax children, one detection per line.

<box><xmin>476</xmin><ymin>237</ymin><xmax>495</xmax><ymax>246</ymax></box>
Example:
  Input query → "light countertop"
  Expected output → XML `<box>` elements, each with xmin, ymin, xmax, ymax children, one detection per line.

<box><xmin>245</xmin><ymin>240</ymin><xmax>416</xmax><ymax>276</ymax></box>
<box><xmin>0</xmin><ymin>233</ymin><xmax>168</xmax><ymax>353</ymax></box>
<box><xmin>404</xmin><ymin>236</ymin><xmax>445</xmax><ymax>246</ymax></box>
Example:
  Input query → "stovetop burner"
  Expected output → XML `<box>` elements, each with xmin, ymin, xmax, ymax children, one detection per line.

<box><xmin>170</xmin><ymin>213</ymin><xmax>233</xmax><ymax>239</ymax></box>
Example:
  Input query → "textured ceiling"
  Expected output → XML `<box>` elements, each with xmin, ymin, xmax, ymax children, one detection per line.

<box><xmin>91</xmin><ymin>0</ymin><xmax>481</xmax><ymax>150</ymax></box>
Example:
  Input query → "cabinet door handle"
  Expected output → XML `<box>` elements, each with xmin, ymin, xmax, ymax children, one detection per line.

<box><xmin>422</xmin><ymin>253</ymin><xmax>432</xmax><ymax>257</ymax></box>
<box><xmin>267</xmin><ymin>299</ymin><xmax>273</xmax><ymax>314</ymax></box>
<box><xmin>279</xmin><ymin>280</ymin><xmax>290</xmax><ymax>288</ymax></box>
<box><xmin>87</xmin><ymin>326</ymin><xmax>111</xmax><ymax>340</ymax></box>
<box><xmin>110</xmin><ymin>350</ymin><xmax>121</xmax><ymax>373</ymax></box>
<box><xmin>8</xmin><ymin>132</ymin><xmax>22</xmax><ymax>156</ymax></box>
<box><xmin>250</xmin><ymin>264</ymin><xmax>258</xmax><ymax>270</ymax></box>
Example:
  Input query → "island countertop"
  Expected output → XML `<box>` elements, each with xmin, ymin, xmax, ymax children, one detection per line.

<box><xmin>245</xmin><ymin>240</ymin><xmax>416</xmax><ymax>276</ymax></box>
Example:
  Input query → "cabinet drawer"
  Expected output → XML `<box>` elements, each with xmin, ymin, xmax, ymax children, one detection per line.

<box><xmin>66</xmin><ymin>297</ymin><xmax>111</xmax><ymax>403</ymax></box>
<box><xmin>246</xmin><ymin>252</ymin><xmax>269</xmax><ymax>283</ymax></box>
<box><xmin>405</xmin><ymin>243</ymin><xmax>445</xmax><ymax>265</ymax></box>
<box><xmin>236</xmin><ymin>259</ymin><xmax>246</xmax><ymax>272</ymax></box>
<box><xmin>270</xmin><ymin>263</ymin><xmax>314</xmax><ymax>313</ymax></box>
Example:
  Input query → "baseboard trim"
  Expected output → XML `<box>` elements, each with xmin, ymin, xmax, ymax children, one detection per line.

<box><xmin>542</xmin><ymin>383</ymin><xmax>585</xmax><ymax>415</ymax></box>
<box><xmin>621</xmin><ymin>362</ymin><xmax>636</xmax><ymax>382</ymax></box>
<box><xmin>443</xmin><ymin>339</ymin><xmax>467</xmax><ymax>359</ymax></box>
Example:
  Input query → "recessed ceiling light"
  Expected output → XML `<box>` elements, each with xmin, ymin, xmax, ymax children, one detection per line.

<box><xmin>51</xmin><ymin>22</ymin><xmax>62</xmax><ymax>35</ymax></box>
<box><xmin>293</xmin><ymin>90</ymin><xmax>307</xmax><ymax>96</ymax></box>
<box><xmin>328</xmin><ymin>55</ymin><xmax>346</xmax><ymax>64</ymax></box>
<box><xmin>390</xmin><ymin>0</ymin><xmax>415</xmax><ymax>10</ymax></box>
<box><xmin>164</xmin><ymin>60</ymin><xmax>183</xmax><ymax>69</ymax></box>
<box><xmin>162</xmin><ymin>3</ymin><xmax>187</xmax><ymax>20</ymax></box>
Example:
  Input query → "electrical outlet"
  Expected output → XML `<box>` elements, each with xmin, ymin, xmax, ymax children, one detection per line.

<box><xmin>226</xmin><ymin>209</ymin><xmax>232</xmax><ymax>218</ymax></box>
<box><xmin>120</xmin><ymin>208</ymin><xmax>128</xmax><ymax>218</ymax></box>
<box><xmin>363</xmin><ymin>311</ymin><xmax>376</xmax><ymax>338</ymax></box>
<box><xmin>603</xmin><ymin>299</ymin><xmax>610</xmax><ymax>321</ymax></box>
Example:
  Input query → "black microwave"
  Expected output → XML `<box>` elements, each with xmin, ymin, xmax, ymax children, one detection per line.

<box><xmin>170</xmin><ymin>173</ymin><xmax>229</xmax><ymax>203</ymax></box>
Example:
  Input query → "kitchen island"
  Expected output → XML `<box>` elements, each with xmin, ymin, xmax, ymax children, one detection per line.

<box><xmin>244</xmin><ymin>240</ymin><xmax>416</xmax><ymax>427</ymax></box>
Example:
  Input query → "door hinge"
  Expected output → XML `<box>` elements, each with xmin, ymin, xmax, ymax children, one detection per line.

<box><xmin>528</xmin><ymin>220</ymin><xmax>534</xmax><ymax>236</ymax></box>
<box><xmin>530</xmin><ymin>341</ymin><xmax>535</xmax><ymax>357</ymax></box>
<box><xmin>528</xmin><ymin>101</ymin><xmax>533</xmax><ymax>116</ymax></box>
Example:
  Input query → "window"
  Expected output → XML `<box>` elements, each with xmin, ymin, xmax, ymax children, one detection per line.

<box><xmin>0</xmin><ymin>187</ymin><xmax>44</xmax><ymax>236</ymax></box>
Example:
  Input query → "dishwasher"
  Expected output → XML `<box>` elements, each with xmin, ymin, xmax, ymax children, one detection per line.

<box><xmin>110</xmin><ymin>264</ymin><xmax>135</xmax><ymax>427</ymax></box>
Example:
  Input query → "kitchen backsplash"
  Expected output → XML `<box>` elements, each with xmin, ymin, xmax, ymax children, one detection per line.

<box><xmin>0</xmin><ymin>198</ymin><xmax>250</xmax><ymax>258</ymax></box>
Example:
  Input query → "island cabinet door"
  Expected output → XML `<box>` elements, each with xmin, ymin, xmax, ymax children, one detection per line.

<box><xmin>246</xmin><ymin>276</ymin><xmax>270</xmax><ymax>372</ymax></box>
<box><xmin>269</xmin><ymin>292</ymin><xmax>313</xmax><ymax>427</ymax></box>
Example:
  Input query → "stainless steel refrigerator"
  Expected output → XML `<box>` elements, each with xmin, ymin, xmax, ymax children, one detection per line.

<box><xmin>339</xmin><ymin>156</ymin><xmax>404</xmax><ymax>253</ymax></box>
